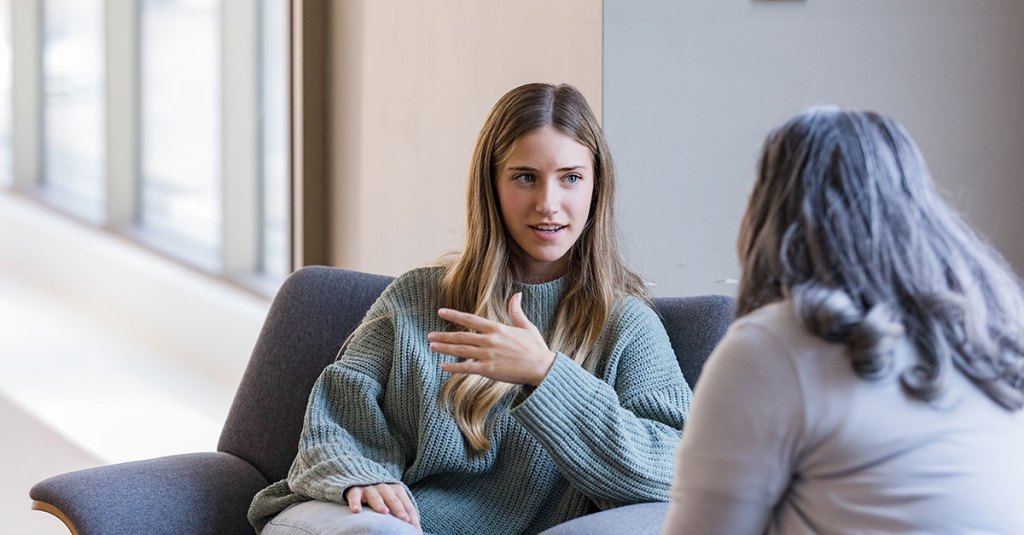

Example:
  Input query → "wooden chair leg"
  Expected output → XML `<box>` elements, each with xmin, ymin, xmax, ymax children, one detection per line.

<box><xmin>31</xmin><ymin>500</ymin><xmax>80</xmax><ymax>535</ymax></box>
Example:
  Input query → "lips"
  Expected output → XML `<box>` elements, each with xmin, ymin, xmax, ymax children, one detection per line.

<box><xmin>528</xmin><ymin>224</ymin><xmax>566</xmax><ymax>242</ymax></box>
<box><xmin>530</xmin><ymin>224</ymin><xmax>566</xmax><ymax>233</ymax></box>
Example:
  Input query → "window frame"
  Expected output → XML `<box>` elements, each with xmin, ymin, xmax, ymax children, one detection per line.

<box><xmin>6</xmin><ymin>0</ymin><xmax>299</xmax><ymax>296</ymax></box>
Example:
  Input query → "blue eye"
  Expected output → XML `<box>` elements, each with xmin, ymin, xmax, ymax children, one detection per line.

<box><xmin>564</xmin><ymin>174</ymin><xmax>582</xmax><ymax>184</ymax></box>
<box><xmin>513</xmin><ymin>173</ymin><xmax>535</xmax><ymax>183</ymax></box>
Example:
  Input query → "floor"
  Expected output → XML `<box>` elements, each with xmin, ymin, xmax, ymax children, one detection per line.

<box><xmin>0</xmin><ymin>250</ymin><xmax>237</xmax><ymax>534</ymax></box>
<box><xmin>2</xmin><ymin>392</ymin><xmax>99</xmax><ymax>535</ymax></box>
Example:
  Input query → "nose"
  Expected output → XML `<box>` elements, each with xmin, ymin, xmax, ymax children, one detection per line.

<box><xmin>535</xmin><ymin>180</ymin><xmax>560</xmax><ymax>215</ymax></box>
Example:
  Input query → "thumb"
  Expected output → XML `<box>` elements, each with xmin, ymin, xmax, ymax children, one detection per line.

<box><xmin>508</xmin><ymin>292</ymin><xmax>533</xmax><ymax>329</ymax></box>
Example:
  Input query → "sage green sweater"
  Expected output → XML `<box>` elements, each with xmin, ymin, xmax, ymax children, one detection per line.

<box><xmin>248</xmin><ymin>266</ymin><xmax>692</xmax><ymax>534</ymax></box>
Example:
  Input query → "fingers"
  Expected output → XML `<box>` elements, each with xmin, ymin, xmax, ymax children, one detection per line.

<box><xmin>507</xmin><ymin>292</ymin><xmax>530</xmax><ymax>329</ymax></box>
<box><xmin>346</xmin><ymin>486</ymin><xmax>363</xmax><ymax>513</ymax></box>
<box><xmin>439</xmin><ymin>359</ymin><xmax>484</xmax><ymax>376</ymax></box>
<box><xmin>437</xmin><ymin>307</ymin><xmax>497</xmax><ymax>331</ymax></box>
<box><xmin>428</xmin><ymin>319</ymin><xmax>497</xmax><ymax>361</ymax></box>
<box><xmin>378</xmin><ymin>486</ymin><xmax>409</xmax><ymax>523</ymax></box>
<box><xmin>429</xmin><ymin>341</ymin><xmax>487</xmax><ymax>360</ymax></box>
<box><xmin>405</xmin><ymin>493</ymin><xmax>422</xmax><ymax>531</ymax></box>
<box><xmin>363</xmin><ymin>486</ymin><xmax>390</xmax><ymax>514</ymax></box>
<box><xmin>426</xmin><ymin>330</ymin><xmax>487</xmax><ymax>346</ymax></box>
<box><xmin>347</xmin><ymin>484</ymin><xmax>422</xmax><ymax>530</ymax></box>
<box><xmin>387</xmin><ymin>485</ymin><xmax>421</xmax><ymax>531</ymax></box>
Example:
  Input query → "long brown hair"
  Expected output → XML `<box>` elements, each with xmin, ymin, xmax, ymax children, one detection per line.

<box><xmin>439</xmin><ymin>83</ymin><xmax>648</xmax><ymax>452</ymax></box>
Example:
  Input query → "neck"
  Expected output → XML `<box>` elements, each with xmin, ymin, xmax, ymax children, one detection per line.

<box><xmin>513</xmin><ymin>251</ymin><xmax>569</xmax><ymax>284</ymax></box>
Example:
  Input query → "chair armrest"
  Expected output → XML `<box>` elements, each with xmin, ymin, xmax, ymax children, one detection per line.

<box><xmin>30</xmin><ymin>452</ymin><xmax>268</xmax><ymax>535</ymax></box>
<box><xmin>538</xmin><ymin>502</ymin><xmax>669</xmax><ymax>535</ymax></box>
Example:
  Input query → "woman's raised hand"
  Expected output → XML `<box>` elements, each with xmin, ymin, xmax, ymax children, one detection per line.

<box><xmin>345</xmin><ymin>483</ymin><xmax>422</xmax><ymax>532</ymax></box>
<box><xmin>431</xmin><ymin>293</ymin><xmax>557</xmax><ymax>386</ymax></box>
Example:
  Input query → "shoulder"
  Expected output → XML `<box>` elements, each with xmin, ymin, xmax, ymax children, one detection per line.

<box><xmin>612</xmin><ymin>295</ymin><xmax>666</xmax><ymax>336</ymax></box>
<box><xmin>731</xmin><ymin>300</ymin><xmax>824</xmax><ymax>356</ymax></box>
<box><xmin>733</xmin><ymin>300</ymin><xmax>793</xmax><ymax>332</ymax></box>
<box><xmin>598</xmin><ymin>295</ymin><xmax>674</xmax><ymax>368</ymax></box>
<box><xmin>344</xmin><ymin>266</ymin><xmax>445</xmax><ymax>361</ymax></box>
<box><xmin>376</xmin><ymin>266</ymin><xmax>446</xmax><ymax>306</ymax></box>
<box><xmin>356</xmin><ymin>266</ymin><xmax>446</xmax><ymax>325</ymax></box>
<box><xmin>389</xmin><ymin>265</ymin><xmax>446</xmax><ymax>288</ymax></box>
<box><xmin>697</xmin><ymin>302</ymin><xmax>809</xmax><ymax>408</ymax></box>
<box><xmin>706</xmin><ymin>301</ymin><xmax>825</xmax><ymax>389</ymax></box>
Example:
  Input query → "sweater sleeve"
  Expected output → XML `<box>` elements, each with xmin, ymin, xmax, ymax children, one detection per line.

<box><xmin>661</xmin><ymin>321</ymin><xmax>804</xmax><ymax>535</ymax></box>
<box><xmin>284</xmin><ymin>302</ymin><xmax>411</xmax><ymax>505</ymax></box>
<box><xmin>510</xmin><ymin>302</ymin><xmax>691</xmax><ymax>508</ymax></box>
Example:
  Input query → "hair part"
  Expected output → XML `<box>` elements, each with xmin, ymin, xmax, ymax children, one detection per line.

<box><xmin>737</xmin><ymin>107</ymin><xmax>1024</xmax><ymax>410</ymax></box>
<box><xmin>440</xmin><ymin>83</ymin><xmax>648</xmax><ymax>452</ymax></box>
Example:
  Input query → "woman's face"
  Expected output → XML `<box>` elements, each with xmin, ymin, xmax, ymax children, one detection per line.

<box><xmin>495</xmin><ymin>126</ymin><xmax>595</xmax><ymax>283</ymax></box>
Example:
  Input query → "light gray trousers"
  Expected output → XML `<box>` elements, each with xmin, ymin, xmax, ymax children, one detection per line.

<box><xmin>263</xmin><ymin>501</ymin><xmax>421</xmax><ymax>535</ymax></box>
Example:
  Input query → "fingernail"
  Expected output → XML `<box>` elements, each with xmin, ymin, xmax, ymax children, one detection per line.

<box><xmin>438</xmin><ymin>308</ymin><xmax>449</xmax><ymax>316</ymax></box>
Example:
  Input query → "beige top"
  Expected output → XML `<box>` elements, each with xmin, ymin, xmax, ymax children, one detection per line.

<box><xmin>663</xmin><ymin>301</ymin><xmax>1024</xmax><ymax>535</ymax></box>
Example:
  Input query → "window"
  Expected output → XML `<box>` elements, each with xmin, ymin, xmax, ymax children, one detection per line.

<box><xmin>260</xmin><ymin>0</ymin><xmax>290</xmax><ymax>282</ymax></box>
<box><xmin>41</xmin><ymin>0</ymin><xmax>106</xmax><ymax>221</ymax></box>
<box><xmin>139</xmin><ymin>0</ymin><xmax>221</xmax><ymax>268</ymax></box>
<box><xmin>0</xmin><ymin>0</ymin><xmax>13</xmax><ymax>187</ymax></box>
<box><xmin>3</xmin><ymin>1</ymin><xmax>291</xmax><ymax>292</ymax></box>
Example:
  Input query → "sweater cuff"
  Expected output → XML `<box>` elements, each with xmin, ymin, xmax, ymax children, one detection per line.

<box><xmin>290</xmin><ymin>448</ymin><xmax>403</xmax><ymax>504</ymax></box>
<box><xmin>510</xmin><ymin>352</ymin><xmax>606</xmax><ymax>432</ymax></box>
<box><xmin>322</xmin><ymin>472</ymin><xmax>407</xmax><ymax>506</ymax></box>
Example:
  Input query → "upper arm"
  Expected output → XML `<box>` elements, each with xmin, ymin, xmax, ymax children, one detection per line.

<box><xmin>663</xmin><ymin>322</ymin><xmax>805</xmax><ymax>533</ymax></box>
<box><xmin>610</xmin><ymin>301</ymin><xmax>690</xmax><ymax>404</ymax></box>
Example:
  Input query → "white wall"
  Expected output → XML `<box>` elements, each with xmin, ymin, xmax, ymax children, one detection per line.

<box><xmin>605</xmin><ymin>0</ymin><xmax>1024</xmax><ymax>297</ymax></box>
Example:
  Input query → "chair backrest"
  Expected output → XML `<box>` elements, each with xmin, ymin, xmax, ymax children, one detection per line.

<box><xmin>218</xmin><ymin>267</ymin><xmax>393</xmax><ymax>483</ymax></box>
<box><xmin>219</xmin><ymin>266</ymin><xmax>734</xmax><ymax>484</ymax></box>
<box><xmin>652</xmin><ymin>294</ymin><xmax>735</xmax><ymax>391</ymax></box>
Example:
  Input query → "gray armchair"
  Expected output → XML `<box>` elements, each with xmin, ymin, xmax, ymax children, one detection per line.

<box><xmin>30</xmin><ymin>266</ymin><xmax>733</xmax><ymax>535</ymax></box>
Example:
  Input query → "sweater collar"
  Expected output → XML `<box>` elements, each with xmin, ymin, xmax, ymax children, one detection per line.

<box><xmin>513</xmin><ymin>276</ymin><xmax>568</xmax><ymax>336</ymax></box>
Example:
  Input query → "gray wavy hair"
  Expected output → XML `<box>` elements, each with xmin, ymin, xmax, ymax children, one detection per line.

<box><xmin>736</xmin><ymin>107</ymin><xmax>1024</xmax><ymax>410</ymax></box>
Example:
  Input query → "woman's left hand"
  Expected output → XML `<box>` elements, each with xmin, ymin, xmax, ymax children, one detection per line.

<box><xmin>430</xmin><ymin>293</ymin><xmax>556</xmax><ymax>386</ymax></box>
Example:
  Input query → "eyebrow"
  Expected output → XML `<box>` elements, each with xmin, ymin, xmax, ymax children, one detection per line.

<box><xmin>505</xmin><ymin>165</ymin><xmax>588</xmax><ymax>173</ymax></box>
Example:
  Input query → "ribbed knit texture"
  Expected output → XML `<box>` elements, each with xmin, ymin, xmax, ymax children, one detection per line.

<box><xmin>248</xmin><ymin>266</ymin><xmax>692</xmax><ymax>534</ymax></box>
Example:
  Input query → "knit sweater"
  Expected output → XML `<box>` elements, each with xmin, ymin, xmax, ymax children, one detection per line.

<box><xmin>248</xmin><ymin>266</ymin><xmax>692</xmax><ymax>534</ymax></box>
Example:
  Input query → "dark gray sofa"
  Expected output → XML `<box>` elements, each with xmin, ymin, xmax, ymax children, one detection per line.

<box><xmin>30</xmin><ymin>266</ymin><xmax>733</xmax><ymax>534</ymax></box>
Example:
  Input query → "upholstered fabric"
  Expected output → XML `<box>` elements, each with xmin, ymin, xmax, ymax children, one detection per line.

<box><xmin>654</xmin><ymin>295</ymin><xmax>735</xmax><ymax>391</ymax></box>
<box><xmin>31</xmin><ymin>452</ymin><xmax>266</xmax><ymax>534</ymax></box>
<box><xmin>30</xmin><ymin>266</ymin><xmax>733</xmax><ymax>535</ymax></box>
<box><xmin>218</xmin><ymin>267</ymin><xmax>392</xmax><ymax>484</ymax></box>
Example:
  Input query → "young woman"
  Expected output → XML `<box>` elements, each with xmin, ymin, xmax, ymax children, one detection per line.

<box><xmin>249</xmin><ymin>83</ymin><xmax>692</xmax><ymax>534</ymax></box>
<box><xmin>663</xmin><ymin>108</ymin><xmax>1024</xmax><ymax>534</ymax></box>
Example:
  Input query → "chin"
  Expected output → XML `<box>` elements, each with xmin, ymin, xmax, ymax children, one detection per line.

<box><xmin>532</xmin><ymin>251</ymin><xmax>569</xmax><ymax>264</ymax></box>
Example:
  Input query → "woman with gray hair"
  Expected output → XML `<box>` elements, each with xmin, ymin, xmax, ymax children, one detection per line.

<box><xmin>662</xmin><ymin>108</ymin><xmax>1024</xmax><ymax>534</ymax></box>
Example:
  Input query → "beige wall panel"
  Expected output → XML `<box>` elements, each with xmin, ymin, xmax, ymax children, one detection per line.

<box><xmin>329</xmin><ymin>1</ymin><xmax>602</xmax><ymax>275</ymax></box>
